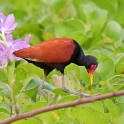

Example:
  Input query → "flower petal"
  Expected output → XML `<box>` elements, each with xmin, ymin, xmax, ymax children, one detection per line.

<box><xmin>0</xmin><ymin>46</ymin><xmax>10</xmax><ymax>68</ymax></box>
<box><xmin>1</xmin><ymin>14</ymin><xmax>17</xmax><ymax>34</ymax></box>
<box><xmin>4</xmin><ymin>14</ymin><xmax>15</xmax><ymax>28</ymax></box>
<box><xmin>0</xmin><ymin>12</ymin><xmax>6</xmax><ymax>26</ymax></box>
<box><xmin>5</xmin><ymin>23</ymin><xmax>17</xmax><ymax>33</ymax></box>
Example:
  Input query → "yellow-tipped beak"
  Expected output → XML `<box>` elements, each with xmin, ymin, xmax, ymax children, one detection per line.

<box><xmin>89</xmin><ymin>73</ymin><xmax>93</xmax><ymax>86</ymax></box>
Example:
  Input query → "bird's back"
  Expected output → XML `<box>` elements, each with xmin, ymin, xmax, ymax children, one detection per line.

<box><xmin>14</xmin><ymin>38</ymin><xmax>76</xmax><ymax>63</ymax></box>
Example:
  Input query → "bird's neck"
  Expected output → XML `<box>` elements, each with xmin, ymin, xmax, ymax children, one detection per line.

<box><xmin>74</xmin><ymin>51</ymin><xmax>85</xmax><ymax>66</ymax></box>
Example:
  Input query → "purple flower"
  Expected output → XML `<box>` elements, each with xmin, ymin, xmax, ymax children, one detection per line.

<box><xmin>0</xmin><ymin>44</ymin><xmax>10</xmax><ymax>68</ymax></box>
<box><xmin>0</xmin><ymin>34</ymin><xmax>31</xmax><ymax>68</ymax></box>
<box><xmin>0</xmin><ymin>12</ymin><xmax>17</xmax><ymax>34</ymax></box>
<box><xmin>0</xmin><ymin>12</ymin><xmax>31</xmax><ymax>68</ymax></box>
<box><xmin>10</xmin><ymin>34</ymin><xmax>31</xmax><ymax>61</ymax></box>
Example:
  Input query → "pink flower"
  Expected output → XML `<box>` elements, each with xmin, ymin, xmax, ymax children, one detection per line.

<box><xmin>8</xmin><ymin>34</ymin><xmax>31</xmax><ymax>61</ymax></box>
<box><xmin>0</xmin><ymin>44</ymin><xmax>10</xmax><ymax>68</ymax></box>
<box><xmin>0</xmin><ymin>12</ymin><xmax>31</xmax><ymax>68</ymax></box>
<box><xmin>0</xmin><ymin>34</ymin><xmax>31</xmax><ymax>68</ymax></box>
<box><xmin>0</xmin><ymin>12</ymin><xmax>17</xmax><ymax>34</ymax></box>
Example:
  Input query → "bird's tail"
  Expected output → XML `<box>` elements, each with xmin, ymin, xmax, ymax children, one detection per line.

<box><xmin>13</xmin><ymin>47</ymin><xmax>31</xmax><ymax>59</ymax></box>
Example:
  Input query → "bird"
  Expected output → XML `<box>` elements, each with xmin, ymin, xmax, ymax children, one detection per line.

<box><xmin>13</xmin><ymin>38</ymin><xmax>98</xmax><ymax>97</ymax></box>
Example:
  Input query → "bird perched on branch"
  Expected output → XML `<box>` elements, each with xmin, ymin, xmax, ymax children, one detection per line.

<box><xmin>13</xmin><ymin>38</ymin><xmax>98</xmax><ymax>97</ymax></box>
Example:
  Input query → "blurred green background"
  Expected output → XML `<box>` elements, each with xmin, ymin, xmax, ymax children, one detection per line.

<box><xmin>0</xmin><ymin>0</ymin><xmax>124</xmax><ymax>124</ymax></box>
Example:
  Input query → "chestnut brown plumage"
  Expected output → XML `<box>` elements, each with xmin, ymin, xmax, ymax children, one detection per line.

<box><xmin>13</xmin><ymin>38</ymin><xmax>98</xmax><ymax>97</ymax></box>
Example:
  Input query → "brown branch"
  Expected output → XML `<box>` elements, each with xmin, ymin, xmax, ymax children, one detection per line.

<box><xmin>0</xmin><ymin>90</ymin><xmax>124</xmax><ymax>124</ymax></box>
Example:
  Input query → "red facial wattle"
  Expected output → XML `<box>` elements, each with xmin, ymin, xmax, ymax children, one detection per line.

<box><xmin>87</xmin><ymin>65</ymin><xmax>97</xmax><ymax>86</ymax></box>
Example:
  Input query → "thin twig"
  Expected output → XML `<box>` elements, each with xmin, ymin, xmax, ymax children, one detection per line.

<box><xmin>0</xmin><ymin>90</ymin><xmax>124</xmax><ymax>124</ymax></box>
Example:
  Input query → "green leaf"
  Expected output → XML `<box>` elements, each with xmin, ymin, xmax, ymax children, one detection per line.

<box><xmin>89</xmin><ymin>31</ymin><xmax>103</xmax><ymax>47</ymax></box>
<box><xmin>36</xmin><ymin>111</ymin><xmax>55</xmax><ymax>124</ymax></box>
<box><xmin>29</xmin><ymin>33</ymin><xmax>41</xmax><ymax>46</ymax></box>
<box><xmin>54</xmin><ymin>19</ymin><xmax>85</xmax><ymax>37</ymax></box>
<box><xmin>52</xmin><ymin>0</ymin><xmax>76</xmax><ymax>19</ymax></box>
<box><xmin>59</xmin><ymin>115</ymin><xmax>75</xmax><ymax>124</ymax></box>
<box><xmin>116</xmin><ymin>56</ymin><xmax>124</xmax><ymax>74</ymax></box>
<box><xmin>12</xmin><ymin>119</ymin><xmax>40</xmax><ymax>124</ymax></box>
<box><xmin>104</xmin><ymin>99</ymin><xmax>120</xmax><ymax>118</ymax></box>
<box><xmin>15</xmin><ymin>93</ymin><xmax>33</xmax><ymax>110</ymax></box>
<box><xmin>116</xmin><ymin>96</ymin><xmax>124</xmax><ymax>104</ymax></box>
<box><xmin>100</xmin><ymin>85</ymin><xmax>112</xmax><ymax>94</ymax></box>
<box><xmin>31</xmin><ymin>101</ymin><xmax>47</xmax><ymax>110</ymax></box>
<box><xmin>89</xmin><ymin>101</ymin><xmax>104</xmax><ymax>113</ymax></box>
<box><xmin>104</xmin><ymin>21</ymin><xmax>124</xmax><ymax>43</ymax></box>
<box><xmin>115</xmin><ymin>11</ymin><xmax>124</xmax><ymax>28</ymax></box>
<box><xmin>18</xmin><ymin>23</ymin><xmax>43</xmax><ymax>40</ymax></box>
<box><xmin>11</xmin><ymin>68</ymin><xmax>27</xmax><ymax>95</ymax></box>
<box><xmin>67</xmin><ymin>32</ymin><xmax>88</xmax><ymax>46</ymax></box>
<box><xmin>0</xmin><ymin>82</ymin><xmax>9</xmax><ymax>92</ymax></box>
<box><xmin>83</xmin><ymin>2</ymin><xmax>108</xmax><ymax>30</ymax></box>
<box><xmin>70</xmin><ymin>107</ymin><xmax>108</xmax><ymax>124</ymax></box>
<box><xmin>0</xmin><ymin>69</ymin><xmax>7</xmax><ymax>81</ymax></box>
<box><xmin>12</xmin><ymin>10</ymin><xmax>29</xmax><ymax>27</ymax></box>
<box><xmin>0</xmin><ymin>82</ymin><xmax>12</xmax><ymax>99</ymax></box>
<box><xmin>14</xmin><ymin>68</ymin><xmax>27</xmax><ymax>84</ymax></box>
<box><xmin>0</xmin><ymin>88</ymin><xmax>11</xmax><ymax>99</ymax></box>
<box><xmin>96</xmin><ymin>58</ymin><xmax>115</xmax><ymax>80</ymax></box>
<box><xmin>53</xmin><ymin>0</ymin><xmax>67</xmax><ymax>13</ymax></box>
<box><xmin>24</xmin><ymin>80</ymin><xmax>40</xmax><ymax>100</ymax></box>
<box><xmin>108</xmin><ymin>75</ymin><xmax>124</xmax><ymax>84</ymax></box>
<box><xmin>57</xmin><ymin>95</ymin><xmax>78</xmax><ymax>104</ymax></box>
<box><xmin>93</xmin><ymin>0</ymin><xmax>118</xmax><ymax>19</ymax></box>
<box><xmin>19</xmin><ymin>63</ymin><xmax>44</xmax><ymax>78</ymax></box>
<box><xmin>0</xmin><ymin>113</ymin><xmax>9</xmax><ymax>121</ymax></box>
<box><xmin>65</xmin><ymin>63</ymin><xmax>81</xmax><ymax>80</ymax></box>
<box><xmin>118</xmin><ymin>113</ymin><xmax>124</xmax><ymax>124</ymax></box>
<box><xmin>0</xmin><ymin>102</ymin><xmax>10</xmax><ymax>114</ymax></box>
<box><xmin>22</xmin><ymin>74</ymin><xmax>39</xmax><ymax>88</ymax></box>
<box><xmin>79</xmin><ymin>66</ymin><xmax>90</xmax><ymax>86</ymax></box>
<box><xmin>114</xmin><ymin>47</ymin><xmax>124</xmax><ymax>54</ymax></box>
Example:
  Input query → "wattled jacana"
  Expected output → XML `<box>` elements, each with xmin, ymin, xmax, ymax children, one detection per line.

<box><xmin>13</xmin><ymin>38</ymin><xmax>98</xmax><ymax>97</ymax></box>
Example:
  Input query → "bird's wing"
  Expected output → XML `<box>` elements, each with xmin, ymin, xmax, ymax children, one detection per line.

<box><xmin>13</xmin><ymin>38</ymin><xmax>76</xmax><ymax>63</ymax></box>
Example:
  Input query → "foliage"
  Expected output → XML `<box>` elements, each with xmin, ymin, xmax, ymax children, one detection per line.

<box><xmin>0</xmin><ymin>0</ymin><xmax>124</xmax><ymax>123</ymax></box>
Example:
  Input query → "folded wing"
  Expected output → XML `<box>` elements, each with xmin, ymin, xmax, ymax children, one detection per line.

<box><xmin>13</xmin><ymin>38</ymin><xmax>76</xmax><ymax>63</ymax></box>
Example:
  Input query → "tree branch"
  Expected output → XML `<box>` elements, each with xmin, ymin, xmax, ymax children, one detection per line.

<box><xmin>0</xmin><ymin>90</ymin><xmax>124</xmax><ymax>124</ymax></box>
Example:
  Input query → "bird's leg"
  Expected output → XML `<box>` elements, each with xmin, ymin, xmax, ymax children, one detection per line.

<box><xmin>61</xmin><ymin>74</ymin><xmax>70</xmax><ymax>92</ymax></box>
<box><xmin>38</xmin><ymin>74</ymin><xmax>46</xmax><ymax>97</ymax></box>
<box><xmin>61</xmin><ymin>74</ymin><xmax>93</xmax><ymax>97</ymax></box>
<box><xmin>38</xmin><ymin>69</ymin><xmax>52</xmax><ymax>98</ymax></box>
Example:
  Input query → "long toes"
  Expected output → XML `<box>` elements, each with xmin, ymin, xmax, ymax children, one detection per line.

<box><xmin>62</xmin><ymin>87</ymin><xmax>95</xmax><ymax>97</ymax></box>
<box><xmin>61</xmin><ymin>84</ymin><xmax>99</xmax><ymax>98</ymax></box>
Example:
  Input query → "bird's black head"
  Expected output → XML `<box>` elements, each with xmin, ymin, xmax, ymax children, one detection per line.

<box><xmin>84</xmin><ymin>55</ymin><xmax>98</xmax><ymax>70</ymax></box>
<box><xmin>84</xmin><ymin>55</ymin><xmax>98</xmax><ymax>86</ymax></box>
